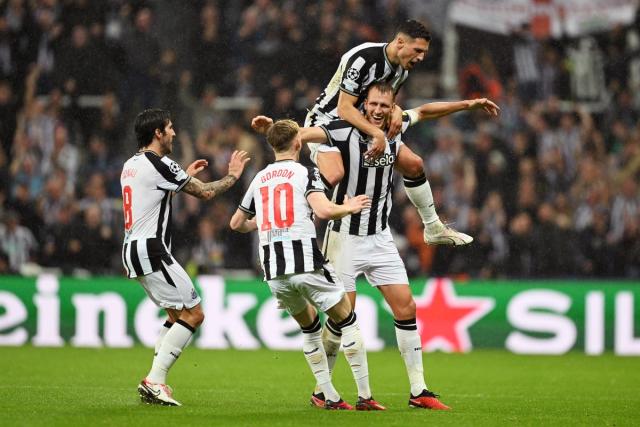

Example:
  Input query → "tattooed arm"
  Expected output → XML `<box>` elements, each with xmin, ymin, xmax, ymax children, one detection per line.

<box><xmin>182</xmin><ymin>150</ymin><xmax>250</xmax><ymax>200</ymax></box>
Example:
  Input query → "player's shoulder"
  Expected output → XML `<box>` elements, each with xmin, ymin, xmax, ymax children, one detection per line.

<box><xmin>343</xmin><ymin>42</ymin><xmax>386</xmax><ymax>61</ymax></box>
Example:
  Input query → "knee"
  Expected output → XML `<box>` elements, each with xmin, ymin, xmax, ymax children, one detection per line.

<box><xmin>322</xmin><ymin>165</ymin><xmax>344</xmax><ymax>188</ymax></box>
<box><xmin>400</xmin><ymin>154</ymin><xmax>424</xmax><ymax>178</ymax></box>
<box><xmin>184</xmin><ymin>306</ymin><xmax>205</xmax><ymax>328</ymax></box>
<box><xmin>317</xmin><ymin>153</ymin><xmax>344</xmax><ymax>187</ymax></box>
<box><xmin>395</xmin><ymin>298</ymin><xmax>416</xmax><ymax>320</ymax></box>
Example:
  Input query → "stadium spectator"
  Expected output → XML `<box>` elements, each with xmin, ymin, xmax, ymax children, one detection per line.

<box><xmin>0</xmin><ymin>209</ymin><xmax>37</xmax><ymax>273</ymax></box>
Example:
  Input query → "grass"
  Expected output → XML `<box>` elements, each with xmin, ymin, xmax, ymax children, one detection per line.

<box><xmin>0</xmin><ymin>346</ymin><xmax>638</xmax><ymax>426</ymax></box>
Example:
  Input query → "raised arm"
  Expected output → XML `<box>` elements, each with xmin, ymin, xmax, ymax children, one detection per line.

<box><xmin>408</xmin><ymin>98</ymin><xmax>500</xmax><ymax>123</ymax></box>
<box><xmin>307</xmin><ymin>192</ymin><xmax>371</xmax><ymax>220</ymax></box>
<box><xmin>182</xmin><ymin>150</ymin><xmax>250</xmax><ymax>200</ymax></box>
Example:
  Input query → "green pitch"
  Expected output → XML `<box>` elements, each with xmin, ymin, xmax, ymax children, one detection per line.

<box><xmin>1</xmin><ymin>347</ymin><xmax>638</xmax><ymax>426</ymax></box>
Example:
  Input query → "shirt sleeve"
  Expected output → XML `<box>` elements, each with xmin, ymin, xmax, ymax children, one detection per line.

<box><xmin>400</xmin><ymin>112</ymin><xmax>412</xmax><ymax>133</ymax></box>
<box><xmin>304</xmin><ymin>167</ymin><xmax>325</xmax><ymax>198</ymax></box>
<box><xmin>147</xmin><ymin>154</ymin><xmax>191</xmax><ymax>192</ymax></box>
<box><xmin>340</xmin><ymin>55</ymin><xmax>370</xmax><ymax>96</ymax></box>
<box><xmin>238</xmin><ymin>179</ymin><xmax>256</xmax><ymax>217</ymax></box>
<box><xmin>319</xmin><ymin>120</ymin><xmax>353</xmax><ymax>148</ymax></box>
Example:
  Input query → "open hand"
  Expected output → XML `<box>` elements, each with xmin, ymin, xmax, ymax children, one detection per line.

<box><xmin>468</xmin><ymin>98</ymin><xmax>500</xmax><ymax>116</ymax></box>
<box><xmin>228</xmin><ymin>150</ymin><xmax>251</xmax><ymax>179</ymax></box>
<box><xmin>186</xmin><ymin>159</ymin><xmax>208</xmax><ymax>176</ymax></box>
<box><xmin>343</xmin><ymin>194</ymin><xmax>371</xmax><ymax>214</ymax></box>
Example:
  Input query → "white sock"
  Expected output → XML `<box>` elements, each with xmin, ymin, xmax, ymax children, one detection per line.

<box><xmin>395</xmin><ymin>318</ymin><xmax>428</xmax><ymax>396</ymax></box>
<box><xmin>303</xmin><ymin>316</ymin><xmax>340</xmax><ymax>402</ymax></box>
<box><xmin>339</xmin><ymin>312</ymin><xmax>372</xmax><ymax>399</ymax></box>
<box><xmin>147</xmin><ymin>320</ymin><xmax>194</xmax><ymax>384</ymax></box>
<box><xmin>153</xmin><ymin>320</ymin><xmax>173</xmax><ymax>360</ymax></box>
<box><xmin>322</xmin><ymin>319</ymin><xmax>342</xmax><ymax>376</ymax></box>
<box><xmin>404</xmin><ymin>174</ymin><xmax>439</xmax><ymax>225</ymax></box>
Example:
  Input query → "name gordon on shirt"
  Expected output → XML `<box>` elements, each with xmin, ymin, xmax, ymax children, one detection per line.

<box><xmin>261</xmin><ymin>169</ymin><xmax>295</xmax><ymax>183</ymax></box>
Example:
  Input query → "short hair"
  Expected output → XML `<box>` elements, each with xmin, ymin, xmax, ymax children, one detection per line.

<box><xmin>395</xmin><ymin>19</ymin><xmax>431</xmax><ymax>42</ymax></box>
<box><xmin>134</xmin><ymin>109</ymin><xmax>171</xmax><ymax>149</ymax></box>
<box><xmin>366</xmin><ymin>82</ymin><xmax>396</xmax><ymax>100</ymax></box>
<box><xmin>266</xmin><ymin>119</ymin><xmax>299</xmax><ymax>153</ymax></box>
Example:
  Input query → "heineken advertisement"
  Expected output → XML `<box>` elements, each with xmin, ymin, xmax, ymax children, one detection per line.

<box><xmin>0</xmin><ymin>275</ymin><xmax>639</xmax><ymax>355</ymax></box>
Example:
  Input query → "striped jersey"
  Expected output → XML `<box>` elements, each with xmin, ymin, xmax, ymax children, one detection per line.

<box><xmin>306</xmin><ymin>42</ymin><xmax>409</xmax><ymax>126</ymax></box>
<box><xmin>239</xmin><ymin>160</ymin><xmax>327</xmax><ymax>280</ymax></box>
<box><xmin>120</xmin><ymin>151</ymin><xmax>191</xmax><ymax>278</ymax></box>
<box><xmin>320</xmin><ymin>115</ymin><xmax>411</xmax><ymax>236</ymax></box>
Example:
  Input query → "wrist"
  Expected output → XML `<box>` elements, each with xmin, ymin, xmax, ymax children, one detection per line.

<box><xmin>228</xmin><ymin>173</ymin><xmax>239</xmax><ymax>181</ymax></box>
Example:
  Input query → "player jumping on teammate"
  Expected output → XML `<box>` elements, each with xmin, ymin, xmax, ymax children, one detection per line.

<box><xmin>253</xmin><ymin>82</ymin><xmax>499</xmax><ymax>410</ymax></box>
<box><xmin>306</xmin><ymin>19</ymin><xmax>475</xmax><ymax>246</ymax></box>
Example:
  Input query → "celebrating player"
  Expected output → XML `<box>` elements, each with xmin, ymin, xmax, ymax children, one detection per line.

<box><xmin>121</xmin><ymin>109</ymin><xmax>249</xmax><ymax>406</ymax></box>
<box><xmin>306</xmin><ymin>19</ymin><xmax>475</xmax><ymax>246</ymax></box>
<box><xmin>230</xmin><ymin>119</ymin><xmax>385</xmax><ymax>411</ymax></box>
<box><xmin>253</xmin><ymin>82</ymin><xmax>499</xmax><ymax>410</ymax></box>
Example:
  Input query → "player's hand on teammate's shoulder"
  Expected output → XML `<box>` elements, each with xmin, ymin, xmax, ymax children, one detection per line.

<box><xmin>228</xmin><ymin>150</ymin><xmax>251</xmax><ymax>179</ymax></box>
<box><xmin>468</xmin><ymin>98</ymin><xmax>500</xmax><ymax>117</ymax></box>
<box><xmin>186</xmin><ymin>159</ymin><xmax>208</xmax><ymax>176</ymax></box>
<box><xmin>343</xmin><ymin>194</ymin><xmax>371</xmax><ymax>214</ymax></box>
<box><xmin>251</xmin><ymin>116</ymin><xmax>274</xmax><ymax>134</ymax></box>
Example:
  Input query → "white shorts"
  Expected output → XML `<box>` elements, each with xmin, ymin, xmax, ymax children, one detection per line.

<box><xmin>304</xmin><ymin>110</ymin><xmax>340</xmax><ymax>165</ymax></box>
<box><xmin>266</xmin><ymin>264</ymin><xmax>344</xmax><ymax>315</ymax></box>
<box><xmin>137</xmin><ymin>259</ymin><xmax>201</xmax><ymax>310</ymax></box>
<box><xmin>324</xmin><ymin>228</ymin><xmax>409</xmax><ymax>292</ymax></box>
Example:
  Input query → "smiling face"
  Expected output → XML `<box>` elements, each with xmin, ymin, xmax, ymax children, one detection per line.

<box><xmin>364</xmin><ymin>87</ymin><xmax>395</xmax><ymax>129</ymax></box>
<box><xmin>396</xmin><ymin>36</ymin><xmax>429</xmax><ymax>70</ymax></box>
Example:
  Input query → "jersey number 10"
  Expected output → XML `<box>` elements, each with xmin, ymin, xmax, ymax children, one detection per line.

<box><xmin>259</xmin><ymin>183</ymin><xmax>294</xmax><ymax>231</ymax></box>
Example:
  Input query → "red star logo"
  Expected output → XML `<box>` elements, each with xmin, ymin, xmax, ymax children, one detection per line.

<box><xmin>414</xmin><ymin>278</ymin><xmax>494</xmax><ymax>353</ymax></box>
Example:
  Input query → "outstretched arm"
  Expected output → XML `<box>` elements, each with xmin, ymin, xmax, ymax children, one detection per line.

<box><xmin>409</xmin><ymin>98</ymin><xmax>500</xmax><ymax>123</ymax></box>
<box><xmin>229</xmin><ymin>209</ymin><xmax>258</xmax><ymax>232</ymax></box>
<box><xmin>182</xmin><ymin>150</ymin><xmax>250</xmax><ymax>200</ymax></box>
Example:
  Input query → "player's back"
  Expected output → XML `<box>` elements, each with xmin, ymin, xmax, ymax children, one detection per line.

<box><xmin>120</xmin><ymin>151</ymin><xmax>190</xmax><ymax>277</ymax></box>
<box><xmin>240</xmin><ymin>160</ymin><xmax>326</xmax><ymax>279</ymax></box>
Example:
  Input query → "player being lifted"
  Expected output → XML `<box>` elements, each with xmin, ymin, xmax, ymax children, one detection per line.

<box><xmin>121</xmin><ymin>109</ymin><xmax>249</xmax><ymax>406</ymax></box>
<box><xmin>230</xmin><ymin>119</ymin><xmax>385</xmax><ymax>411</ymax></box>
<box><xmin>253</xmin><ymin>82</ymin><xmax>499</xmax><ymax>409</ymax></box>
<box><xmin>307</xmin><ymin>19</ymin><xmax>473</xmax><ymax>246</ymax></box>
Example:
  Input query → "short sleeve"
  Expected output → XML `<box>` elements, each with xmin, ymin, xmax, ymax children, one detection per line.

<box><xmin>145</xmin><ymin>153</ymin><xmax>191</xmax><ymax>192</ymax></box>
<box><xmin>319</xmin><ymin>120</ymin><xmax>353</xmax><ymax>148</ymax></box>
<box><xmin>400</xmin><ymin>112</ymin><xmax>412</xmax><ymax>134</ymax></box>
<box><xmin>304</xmin><ymin>167</ymin><xmax>325</xmax><ymax>198</ymax></box>
<box><xmin>340</xmin><ymin>55</ymin><xmax>369</xmax><ymax>96</ymax></box>
<box><xmin>238</xmin><ymin>179</ymin><xmax>256</xmax><ymax>217</ymax></box>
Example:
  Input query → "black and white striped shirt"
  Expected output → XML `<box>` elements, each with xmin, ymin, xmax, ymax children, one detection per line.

<box><xmin>120</xmin><ymin>151</ymin><xmax>191</xmax><ymax>278</ymax></box>
<box><xmin>305</xmin><ymin>42</ymin><xmax>409</xmax><ymax>126</ymax></box>
<box><xmin>320</xmin><ymin>115</ymin><xmax>411</xmax><ymax>236</ymax></box>
<box><xmin>239</xmin><ymin>161</ymin><xmax>327</xmax><ymax>280</ymax></box>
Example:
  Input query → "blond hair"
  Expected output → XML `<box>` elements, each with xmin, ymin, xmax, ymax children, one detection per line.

<box><xmin>266</xmin><ymin>119</ymin><xmax>299</xmax><ymax>153</ymax></box>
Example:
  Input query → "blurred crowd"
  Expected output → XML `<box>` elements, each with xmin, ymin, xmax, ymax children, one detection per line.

<box><xmin>0</xmin><ymin>0</ymin><xmax>638</xmax><ymax>279</ymax></box>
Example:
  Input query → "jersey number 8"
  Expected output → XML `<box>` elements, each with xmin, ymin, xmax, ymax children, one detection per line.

<box><xmin>123</xmin><ymin>185</ymin><xmax>133</xmax><ymax>230</ymax></box>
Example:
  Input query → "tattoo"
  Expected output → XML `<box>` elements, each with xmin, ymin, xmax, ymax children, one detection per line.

<box><xmin>184</xmin><ymin>175</ymin><xmax>237</xmax><ymax>200</ymax></box>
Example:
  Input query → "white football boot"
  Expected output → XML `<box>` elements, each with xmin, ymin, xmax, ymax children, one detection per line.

<box><xmin>138</xmin><ymin>378</ymin><xmax>182</xmax><ymax>406</ymax></box>
<box><xmin>423</xmin><ymin>220</ymin><xmax>473</xmax><ymax>246</ymax></box>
